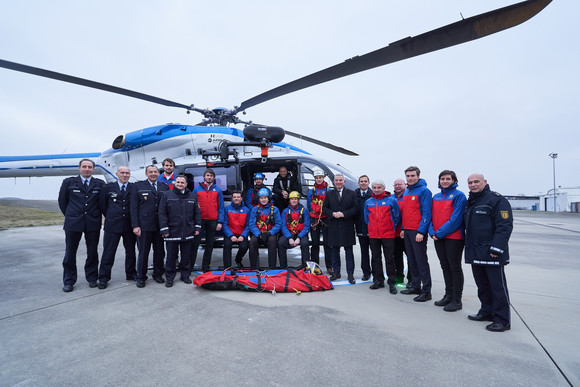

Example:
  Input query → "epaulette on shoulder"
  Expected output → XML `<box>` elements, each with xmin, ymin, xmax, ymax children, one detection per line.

<box><xmin>492</xmin><ymin>191</ymin><xmax>502</xmax><ymax>196</ymax></box>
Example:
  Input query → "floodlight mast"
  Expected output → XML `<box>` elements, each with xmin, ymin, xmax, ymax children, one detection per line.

<box><xmin>548</xmin><ymin>152</ymin><xmax>558</xmax><ymax>212</ymax></box>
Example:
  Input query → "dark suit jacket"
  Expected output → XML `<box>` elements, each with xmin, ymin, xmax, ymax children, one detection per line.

<box><xmin>322</xmin><ymin>187</ymin><xmax>358</xmax><ymax>247</ymax></box>
<box><xmin>130</xmin><ymin>180</ymin><xmax>169</xmax><ymax>232</ymax></box>
<box><xmin>100</xmin><ymin>182</ymin><xmax>133</xmax><ymax>234</ymax></box>
<box><xmin>58</xmin><ymin>176</ymin><xmax>105</xmax><ymax>232</ymax></box>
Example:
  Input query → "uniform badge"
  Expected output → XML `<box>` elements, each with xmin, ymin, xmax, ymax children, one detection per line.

<box><xmin>382</xmin><ymin>201</ymin><xmax>386</xmax><ymax>205</ymax></box>
<box><xmin>500</xmin><ymin>210</ymin><xmax>509</xmax><ymax>219</ymax></box>
<box><xmin>449</xmin><ymin>194</ymin><xmax>454</xmax><ymax>198</ymax></box>
<box><xmin>411</xmin><ymin>197</ymin><xmax>415</xmax><ymax>200</ymax></box>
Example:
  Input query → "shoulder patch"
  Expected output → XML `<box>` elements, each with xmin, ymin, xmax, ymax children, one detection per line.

<box><xmin>500</xmin><ymin>210</ymin><xmax>509</xmax><ymax>219</ymax></box>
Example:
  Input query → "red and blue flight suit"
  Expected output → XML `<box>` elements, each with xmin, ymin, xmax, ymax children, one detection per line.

<box><xmin>192</xmin><ymin>181</ymin><xmax>225</xmax><ymax>272</ymax></box>
<box><xmin>244</xmin><ymin>172</ymin><xmax>271</xmax><ymax>207</ymax></box>
<box><xmin>307</xmin><ymin>182</ymin><xmax>332</xmax><ymax>271</ymax></box>
<box><xmin>248</xmin><ymin>195</ymin><xmax>282</xmax><ymax>270</ymax></box>
<box><xmin>364</xmin><ymin>191</ymin><xmax>401</xmax><ymax>288</ymax></box>
<box><xmin>158</xmin><ymin>172</ymin><xmax>176</xmax><ymax>190</ymax></box>
<box><xmin>223</xmin><ymin>202</ymin><xmax>251</xmax><ymax>268</ymax></box>
<box><xmin>400</xmin><ymin>178</ymin><xmax>432</xmax><ymax>297</ymax></box>
<box><xmin>429</xmin><ymin>182</ymin><xmax>467</xmax><ymax>307</ymax></box>
<box><xmin>278</xmin><ymin>202</ymin><xmax>311</xmax><ymax>267</ymax></box>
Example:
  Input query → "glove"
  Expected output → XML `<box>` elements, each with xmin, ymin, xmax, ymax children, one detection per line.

<box><xmin>260</xmin><ymin>232</ymin><xmax>270</xmax><ymax>242</ymax></box>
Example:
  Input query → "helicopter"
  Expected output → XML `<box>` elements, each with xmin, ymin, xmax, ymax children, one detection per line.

<box><xmin>0</xmin><ymin>0</ymin><xmax>551</xmax><ymax>199</ymax></box>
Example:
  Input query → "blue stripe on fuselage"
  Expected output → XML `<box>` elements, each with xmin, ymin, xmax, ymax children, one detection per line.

<box><xmin>0</xmin><ymin>152</ymin><xmax>102</xmax><ymax>162</ymax></box>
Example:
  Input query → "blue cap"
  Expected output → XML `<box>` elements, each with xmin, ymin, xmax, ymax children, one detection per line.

<box><xmin>253</xmin><ymin>172</ymin><xmax>265</xmax><ymax>180</ymax></box>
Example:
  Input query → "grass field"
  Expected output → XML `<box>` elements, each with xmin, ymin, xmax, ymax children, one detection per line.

<box><xmin>0</xmin><ymin>203</ymin><xmax>64</xmax><ymax>228</ymax></box>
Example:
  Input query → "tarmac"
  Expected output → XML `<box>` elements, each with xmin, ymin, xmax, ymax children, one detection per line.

<box><xmin>0</xmin><ymin>211</ymin><xmax>579</xmax><ymax>386</ymax></box>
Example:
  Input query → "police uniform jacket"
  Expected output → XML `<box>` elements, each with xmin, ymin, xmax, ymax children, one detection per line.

<box><xmin>464</xmin><ymin>184</ymin><xmax>513</xmax><ymax>266</ymax></box>
<box><xmin>58</xmin><ymin>176</ymin><xmax>104</xmax><ymax>232</ymax></box>
<box><xmin>322</xmin><ymin>187</ymin><xmax>358</xmax><ymax>247</ymax></box>
<box><xmin>130</xmin><ymin>180</ymin><xmax>169</xmax><ymax>232</ymax></box>
<box><xmin>99</xmin><ymin>182</ymin><xmax>133</xmax><ymax>234</ymax></box>
<box><xmin>158</xmin><ymin>188</ymin><xmax>202</xmax><ymax>241</ymax></box>
<box><xmin>354</xmin><ymin>187</ymin><xmax>372</xmax><ymax>236</ymax></box>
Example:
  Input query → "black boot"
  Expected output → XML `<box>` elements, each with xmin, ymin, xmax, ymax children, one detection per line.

<box><xmin>434</xmin><ymin>294</ymin><xmax>452</xmax><ymax>307</ymax></box>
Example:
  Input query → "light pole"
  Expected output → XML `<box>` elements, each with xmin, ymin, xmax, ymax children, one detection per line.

<box><xmin>549</xmin><ymin>153</ymin><xmax>558</xmax><ymax>212</ymax></box>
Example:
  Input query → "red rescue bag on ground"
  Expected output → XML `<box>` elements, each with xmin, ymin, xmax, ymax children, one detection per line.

<box><xmin>193</xmin><ymin>269</ymin><xmax>333</xmax><ymax>293</ymax></box>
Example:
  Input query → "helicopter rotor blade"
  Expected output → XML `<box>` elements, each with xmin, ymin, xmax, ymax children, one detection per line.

<box><xmin>284</xmin><ymin>130</ymin><xmax>358</xmax><ymax>156</ymax></box>
<box><xmin>0</xmin><ymin>59</ymin><xmax>193</xmax><ymax>111</ymax></box>
<box><xmin>237</xmin><ymin>0</ymin><xmax>551</xmax><ymax>112</ymax></box>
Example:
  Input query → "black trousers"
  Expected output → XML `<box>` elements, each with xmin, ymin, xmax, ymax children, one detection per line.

<box><xmin>403</xmin><ymin>230</ymin><xmax>431</xmax><ymax>294</ymax></box>
<box><xmin>278</xmin><ymin>235</ymin><xmax>310</xmax><ymax>267</ymax></box>
<box><xmin>63</xmin><ymin>230</ymin><xmax>100</xmax><ymax>286</ymax></box>
<box><xmin>434</xmin><ymin>238</ymin><xmax>465</xmax><ymax>301</ymax></box>
<box><xmin>165</xmin><ymin>240</ymin><xmax>192</xmax><ymax>282</ymax></box>
<box><xmin>331</xmin><ymin>245</ymin><xmax>355</xmax><ymax>276</ymax></box>
<box><xmin>471</xmin><ymin>264</ymin><xmax>511</xmax><ymax>326</ymax></box>
<box><xmin>249</xmin><ymin>234</ymin><xmax>278</xmax><ymax>269</ymax></box>
<box><xmin>358</xmin><ymin>235</ymin><xmax>371</xmax><ymax>277</ymax></box>
<box><xmin>98</xmin><ymin>230</ymin><xmax>137</xmax><ymax>283</ymax></box>
<box><xmin>136</xmin><ymin>231</ymin><xmax>165</xmax><ymax>281</ymax></box>
<box><xmin>394</xmin><ymin>236</ymin><xmax>410</xmax><ymax>282</ymax></box>
<box><xmin>369</xmin><ymin>238</ymin><xmax>396</xmax><ymax>284</ymax></box>
<box><xmin>223</xmin><ymin>237</ymin><xmax>249</xmax><ymax>268</ymax></box>
<box><xmin>310</xmin><ymin>223</ymin><xmax>332</xmax><ymax>269</ymax></box>
<box><xmin>192</xmin><ymin>219</ymin><xmax>217</xmax><ymax>272</ymax></box>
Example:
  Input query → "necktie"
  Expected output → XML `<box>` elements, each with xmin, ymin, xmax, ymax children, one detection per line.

<box><xmin>152</xmin><ymin>183</ymin><xmax>157</xmax><ymax>193</ymax></box>
<box><xmin>84</xmin><ymin>179</ymin><xmax>88</xmax><ymax>190</ymax></box>
<box><xmin>121</xmin><ymin>184</ymin><xmax>126</xmax><ymax>194</ymax></box>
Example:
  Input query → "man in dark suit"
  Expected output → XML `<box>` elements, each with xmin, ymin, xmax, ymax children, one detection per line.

<box><xmin>130</xmin><ymin>165</ymin><xmax>169</xmax><ymax>288</ymax></box>
<box><xmin>58</xmin><ymin>158</ymin><xmax>105</xmax><ymax>292</ymax></box>
<box><xmin>323</xmin><ymin>174</ymin><xmax>358</xmax><ymax>284</ymax></box>
<box><xmin>97</xmin><ymin>166</ymin><xmax>136</xmax><ymax>289</ymax></box>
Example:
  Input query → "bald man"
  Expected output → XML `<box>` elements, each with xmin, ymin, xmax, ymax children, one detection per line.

<box><xmin>464</xmin><ymin>173</ymin><xmax>513</xmax><ymax>332</ymax></box>
<box><xmin>97</xmin><ymin>166</ymin><xmax>137</xmax><ymax>288</ymax></box>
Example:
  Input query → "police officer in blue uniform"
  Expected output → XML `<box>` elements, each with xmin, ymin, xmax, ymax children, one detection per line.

<box><xmin>130</xmin><ymin>165</ymin><xmax>169</xmax><ymax>288</ymax></box>
<box><xmin>97</xmin><ymin>166</ymin><xmax>136</xmax><ymax>289</ymax></box>
<box><xmin>159</xmin><ymin>175</ymin><xmax>201</xmax><ymax>287</ymax></box>
<box><xmin>58</xmin><ymin>158</ymin><xmax>105</xmax><ymax>292</ymax></box>
<box><xmin>464</xmin><ymin>173</ymin><xmax>513</xmax><ymax>332</ymax></box>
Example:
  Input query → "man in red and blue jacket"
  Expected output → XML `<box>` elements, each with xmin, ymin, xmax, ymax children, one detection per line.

<box><xmin>249</xmin><ymin>188</ymin><xmax>282</xmax><ymax>270</ymax></box>
<box><xmin>192</xmin><ymin>168</ymin><xmax>225</xmax><ymax>272</ymax></box>
<box><xmin>157</xmin><ymin>158</ymin><xmax>177</xmax><ymax>189</ymax></box>
<box><xmin>223</xmin><ymin>190</ymin><xmax>250</xmax><ymax>268</ymax></box>
<box><xmin>429</xmin><ymin>170</ymin><xmax>467</xmax><ymax>312</ymax></box>
<box><xmin>364</xmin><ymin>180</ymin><xmax>401</xmax><ymax>294</ymax></box>
<box><xmin>278</xmin><ymin>191</ymin><xmax>311</xmax><ymax>267</ymax></box>
<box><xmin>307</xmin><ymin>168</ymin><xmax>332</xmax><ymax>273</ymax></box>
<box><xmin>399</xmin><ymin>166</ymin><xmax>433</xmax><ymax>302</ymax></box>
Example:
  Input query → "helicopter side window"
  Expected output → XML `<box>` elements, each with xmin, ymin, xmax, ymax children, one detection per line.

<box><xmin>181</xmin><ymin>165</ymin><xmax>238</xmax><ymax>201</ymax></box>
<box><xmin>299</xmin><ymin>161</ymin><xmax>333</xmax><ymax>197</ymax></box>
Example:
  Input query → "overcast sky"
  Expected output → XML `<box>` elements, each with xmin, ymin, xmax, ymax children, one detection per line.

<box><xmin>1</xmin><ymin>0</ymin><xmax>578</xmax><ymax>200</ymax></box>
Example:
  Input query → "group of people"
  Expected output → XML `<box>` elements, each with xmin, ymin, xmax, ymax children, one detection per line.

<box><xmin>58</xmin><ymin>159</ymin><xmax>513</xmax><ymax>332</ymax></box>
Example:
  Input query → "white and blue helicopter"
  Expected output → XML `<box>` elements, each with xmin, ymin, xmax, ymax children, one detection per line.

<box><xmin>0</xmin><ymin>0</ymin><xmax>550</xmax><ymax>198</ymax></box>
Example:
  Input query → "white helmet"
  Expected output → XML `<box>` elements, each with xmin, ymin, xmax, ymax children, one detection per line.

<box><xmin>312</xmin><ymin>168</ymin><xmax>325</xmax><ymax>177</ymax></box>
